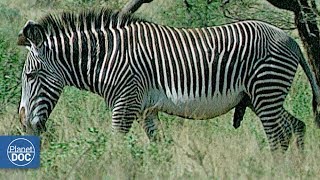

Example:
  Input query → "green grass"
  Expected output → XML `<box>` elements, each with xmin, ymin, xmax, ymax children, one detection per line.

<box><xmin>1</xmin><ymin>0</ymin><xmax>320</xmax><ymax>179</ymax></box>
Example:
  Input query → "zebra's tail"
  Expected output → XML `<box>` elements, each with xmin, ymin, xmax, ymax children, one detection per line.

<box><xmin>296</xmin><ymin>42</ymin><xmax>320</xmax><ymax>128</ymax></box>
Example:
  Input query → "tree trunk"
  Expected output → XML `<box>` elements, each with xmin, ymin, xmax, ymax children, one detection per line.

<box><xmin>267</xmin><ymin>0</ymin><xmax>320</xmax><ymax>84</ymax></box>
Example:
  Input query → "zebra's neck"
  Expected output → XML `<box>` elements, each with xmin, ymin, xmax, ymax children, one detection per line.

<box><xmin>48</xmin><ymin>23</ymin><xmax>136</xmax><ymax>108</ymax></box>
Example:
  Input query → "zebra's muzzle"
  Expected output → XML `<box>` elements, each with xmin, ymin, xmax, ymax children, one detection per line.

<box><xmin>19</xmin><ymin>107</ymin><xmax>46</xmax><ymax>134</ymax></box>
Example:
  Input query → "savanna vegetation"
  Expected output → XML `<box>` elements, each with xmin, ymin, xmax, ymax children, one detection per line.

<box><xmin>0</xmin><ymin>0</ymin><xmax>320</xmax><ymax>179</ymax></box>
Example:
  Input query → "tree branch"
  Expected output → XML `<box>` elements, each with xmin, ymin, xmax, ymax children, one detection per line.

<box><xmin>183</xmin><ymin>0</ymin><xmax>192</xmax><ymax>9</ymax></box>
<box><xmin>120</xmin><ymin>0</ymin><xmax>154</xmax><ymax>14</ymax></box>
<box><xmin>221</xmin><ymin>0</ymin><xmax>230</xmax><ymax>6</ymax></box>
<box><xmin>310</xmin><ymin>0</ymin><xmax>320</xmax><ymax>16</ymax></box>
<box><xmin>265</xmin><ymin>0</ymin><xmax>300</xmax><ymax>12</ymax></box>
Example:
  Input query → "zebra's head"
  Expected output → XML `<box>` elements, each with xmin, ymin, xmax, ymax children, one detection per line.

<box><xmin>18</xmin><ymin>20</ymin><xmax>64</xmax><ymax>134</ymax></box>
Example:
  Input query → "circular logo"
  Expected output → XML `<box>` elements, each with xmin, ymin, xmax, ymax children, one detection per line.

<box><xmin>7</xmin><ymin>138</ymin><xmax>36</xmax><ymax>166</ymax></box>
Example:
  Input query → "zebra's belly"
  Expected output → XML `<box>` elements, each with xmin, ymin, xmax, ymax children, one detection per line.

<box><xmin>151</xmin><ymin>90</ymin><xmax>244</xmax><ymax>120</ymax></box>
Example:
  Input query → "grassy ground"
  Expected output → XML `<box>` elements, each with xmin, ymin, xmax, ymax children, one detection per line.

<box><xmin>1</xmin><ymin>0</ymin><xmax>320</xmax><ymax>179</ymax></box>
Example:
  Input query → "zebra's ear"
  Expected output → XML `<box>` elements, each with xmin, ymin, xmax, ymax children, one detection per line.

<box><xmin>17</xmin><ymin>20</ymin><xmax>45</xmax><ymax>48</ymax></box>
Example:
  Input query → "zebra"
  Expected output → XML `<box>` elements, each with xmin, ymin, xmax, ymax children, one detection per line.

<box><xmin>18</xmin><ymin>9</ymin><xmax>320</xmax><ymax>152</ymax></box>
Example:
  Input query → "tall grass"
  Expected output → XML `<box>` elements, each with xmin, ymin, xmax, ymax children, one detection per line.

<box><xmin>0</xmin><ymin>0</ymin><xmax>320</xmax><ymax>179</ymax></box>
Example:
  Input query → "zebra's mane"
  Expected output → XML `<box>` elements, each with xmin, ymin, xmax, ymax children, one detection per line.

<box><xmin>38</xmin><ymin>9</ymin><xmax>143</xmax><ymax>34</ymax></box>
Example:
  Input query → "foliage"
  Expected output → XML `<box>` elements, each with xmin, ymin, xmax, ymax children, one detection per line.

<box><xmin>221</xmin><ymin>0</ymin><xmax>294</xmax><ymax>28</ymax></box>
<box><xmin>0</xmin><ymin>37</ymin><xmax>21</xmax><ymax>112</ymax></box>
<box><xmin>0</xmin><ymin>3</ymin><xmax>24</xmax><ymax>113</ymax></box>
<box><xmin>0</xmin><ymin>0</ymin><xmax>320</xmax><ymax>179</ymax></box>
<box><xmin>155</xmin><ymin>0</ymin><xmax>227</xmax><ymax>27</ymax></box>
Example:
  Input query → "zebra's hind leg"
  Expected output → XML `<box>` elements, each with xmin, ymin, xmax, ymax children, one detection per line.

<box><xmin>139</xmin><ymin>109</ymin><xmax>160</xmax><ymax>142</ymax></box>
<box><xmin>233</xmin><ymin>95</ymin><xmax>251</xmax><ymax>129</ymax></box>
<box><xmin>255</xmin><ymin>107</ymin><xmax>306</xmax><ymax>152</ymax></box>
<box><xmin>248</xmin><ymin>91</ymin><xmax>293</xmax><ymax>151</ymax></box>
<box><xmin>257</xmin><ymin>109</ymin><xmax>293</xmax><ymax>152</ymax></box>
<box><xmin>283</xmin><ymin>111</ymin><xmax>306</xmax><ymax>150</ymax></box>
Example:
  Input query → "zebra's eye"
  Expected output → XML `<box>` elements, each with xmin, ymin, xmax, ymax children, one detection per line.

<box><xmin>25</xmin><ymin>70</ymin><xmax>37</xmax><ymax>80</ymax></box>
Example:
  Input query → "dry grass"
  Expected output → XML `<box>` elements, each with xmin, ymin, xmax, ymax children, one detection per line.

<box><xmin>1</xmin><ymin>76</ymin><xmax>320</xmax><ymax>179</ymax></box>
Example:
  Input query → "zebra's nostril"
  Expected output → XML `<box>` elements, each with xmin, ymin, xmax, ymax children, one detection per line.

<box><xmin>19</xmin><ymin>107</ymin><xmax>26</xmax><ymax>126</ymax></box>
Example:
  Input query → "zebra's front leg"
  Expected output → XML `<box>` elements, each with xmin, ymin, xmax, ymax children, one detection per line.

<box><xmin>111</xmin><ymin>103</ymin><xmax>138</xmax><ymax>135</ymax></box>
